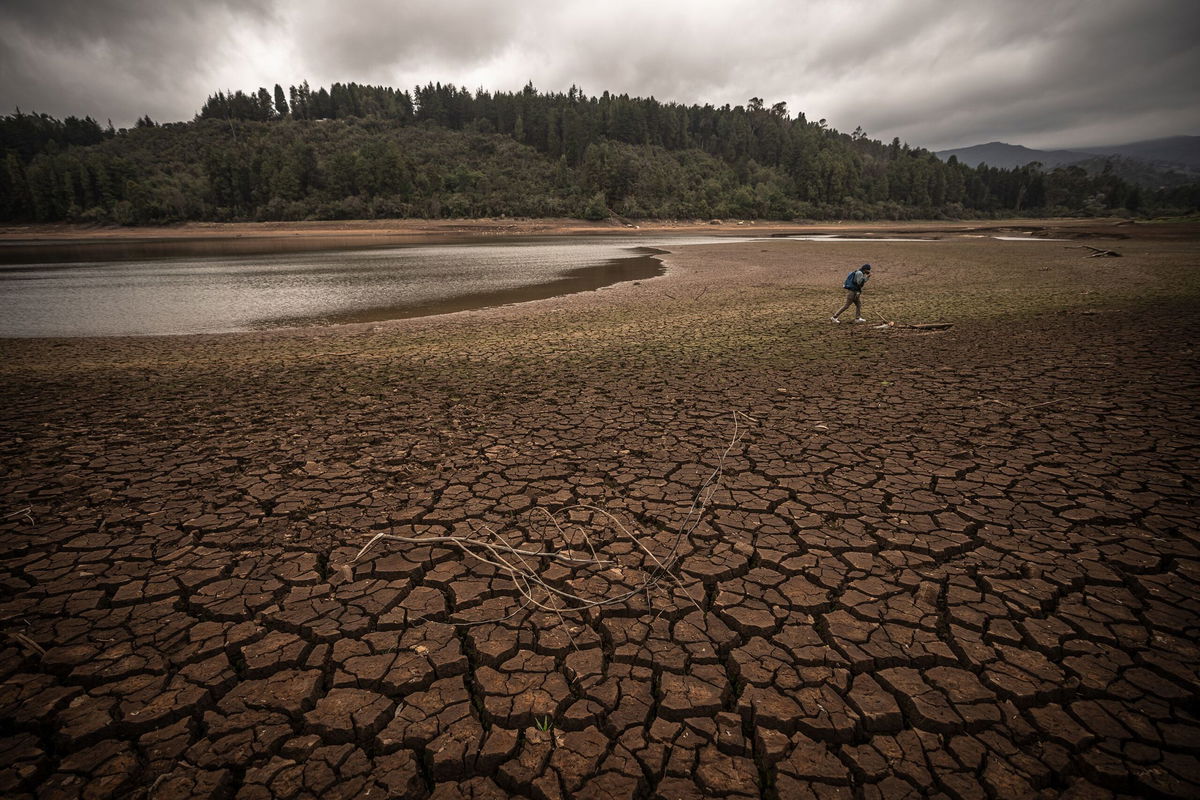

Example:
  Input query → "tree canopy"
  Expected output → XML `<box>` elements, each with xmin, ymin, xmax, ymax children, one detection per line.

<box><xmin>1</xmin><ymin>82</ymin><xmax>1195</xmax><ymax>225</ymax></box>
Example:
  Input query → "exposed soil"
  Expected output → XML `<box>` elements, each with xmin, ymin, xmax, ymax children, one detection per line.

<box><xmin>1</xmin><ymin>220</ymin><xmax>1198</xmax><ymax>799</ymax></box>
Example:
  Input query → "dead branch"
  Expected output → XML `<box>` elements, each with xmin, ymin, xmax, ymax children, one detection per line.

<box><xmin>981</xmin><ymin>397</ymin><xmax>1064</xmax><ymax>415</ymax></box>
<box><xmin>348</xmin><ymin>412</ymin><xmax>755</xmax><ymax>625</ymax></box>
<box><xmin>2</xmin><ymin>507</ymin><xmax>34</xmax><ymax>524</ymax></box>
<box><xmin>897</xmin><ymin>322</ymin><xmax>953</xmax><ymax>330</ymax></box>
<box><xmin>871</xmin><ymin>318</ymin><xmax>953</xmax><ymax>331</ymax></box>
<box><xmin>5</xmin><ymin>631</ymin><xmax>45</xmax><ymax>657</ymax></box>
<box><xmin>1012</xmin><ymin>398</ymin><xmax>1064</xmax><ymax>414</ymax></box>
<box><xmin>870</xmin><ymin>310</ymin><xmax>952</xmax><ymax>330</ymax></box>
<box><xmin>352</xmin><ymin>531</ymin><xmax>611</xmax><ymax>566</ymax></box>
<box><xmin>1067</xmin><ymin>245</ymin><xmax>1121</xmax><ymax>258</ymax></box>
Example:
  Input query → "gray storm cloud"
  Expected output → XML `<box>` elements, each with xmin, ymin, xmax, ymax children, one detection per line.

<box><xmin>0</xmin><ymin>0</ymin><xmax>279</xmax><ymax>125</ymax></box>
<box><xmin>288</xmin><ymin>0</ymin><xmax>531</xmax><ymax>75</ymax></box>
<box><xmin>1</xmin><ymin>0</ymin><xmax>1196</xmax><ymax>150</ymax></box>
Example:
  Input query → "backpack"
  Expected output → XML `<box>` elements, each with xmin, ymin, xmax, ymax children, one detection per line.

<box><xmin>843</xmin><ymin>271</ymin><xmax>860</xmax><ymax>290</ymax></box>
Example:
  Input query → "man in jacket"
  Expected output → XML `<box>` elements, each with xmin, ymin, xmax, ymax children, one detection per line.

<box><xmin>831</xmin><ymin>264</ymin><xmax>871</xmax><ymax>323</ymax></box>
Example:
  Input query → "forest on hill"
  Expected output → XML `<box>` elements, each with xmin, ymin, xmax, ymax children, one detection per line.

<box><xmin>2</xmin><ymin>81</ymin><xmax>1198</xmax><ymax>225</ymax></box>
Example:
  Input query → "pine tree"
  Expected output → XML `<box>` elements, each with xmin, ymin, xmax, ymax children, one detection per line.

<box><xmin>274</xmin><ymin>84</ymin><xmax>289</xmax><ymax>117</ymax></box>
<box><xmin>257</xmin><ymin>87</ymin><xmax>274</xmax><ymax>120</ymax></box>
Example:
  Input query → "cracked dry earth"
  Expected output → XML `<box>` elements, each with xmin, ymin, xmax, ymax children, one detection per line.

<box><xmin>1</xmin><ymin>227</ymin><xmax>1198</xmax><ymax>799</ymax></box>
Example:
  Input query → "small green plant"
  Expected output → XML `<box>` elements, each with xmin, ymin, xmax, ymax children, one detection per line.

<box><xmin>534</xmin><ymin>716</ymin><xmax>553</xmax><ymax>732</ymax></box>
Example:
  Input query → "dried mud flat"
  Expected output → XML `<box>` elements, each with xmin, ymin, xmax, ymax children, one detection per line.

<box><xmin>1</xmin><ymin>220</ymin><xmax>1198</xmax><ymax>799</ymax></box>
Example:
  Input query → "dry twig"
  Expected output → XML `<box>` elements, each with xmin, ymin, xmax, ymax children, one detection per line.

<box><xmin>1067</xmin><ymin>245</ymin><xmax>1121</xmax><ymax>258</ymax></box>
<box><xmin>981</xmin><ymin>397</ymin><xmax>1064</xmax><ymax>414</ymax></box>
<box><xmin>350</xmin><ymin>411</ymin><xmax>755</xmax><ymax>624</ymax></box>
<box><xmin>5</xmin><ymin>631</ymin><xmax>45</xmax><ymax>657</ymax></box>
<box><xmin>2</xmin><ymin>507</ymin><xmax>34</xmax><ymax>524</ymax></box>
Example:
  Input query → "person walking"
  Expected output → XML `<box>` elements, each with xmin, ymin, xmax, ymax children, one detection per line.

<box><xmin>831</xmin><ymin>263</ymin><xmax>871</xmax><ymax>323</ymax></box>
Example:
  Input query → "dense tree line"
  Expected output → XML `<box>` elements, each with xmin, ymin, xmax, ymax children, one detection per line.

<box><xmin>2</xmin><ymin>82</ymin><xmax>1196</xmax><ymax>225</ymax></box>
<box><xmin>0</xmin><ymin>111</ymin><xmax>111</xmax><ymax>160</ymax></box>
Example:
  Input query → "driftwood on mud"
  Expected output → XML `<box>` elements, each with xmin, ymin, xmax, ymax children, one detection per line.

<box><xmin>877</xmin><ymin>322</ymin><xmax>954</xmax><ymax>331</ymax></box>
<box><xmin>872</xmin><ymin>312</ymin><xmax>954</xmax><ymax>331</ymax></box>
<box><xmin>1068</xmin><ymin>245</ymin><xmax>1122</xmax><ymax>257</ymax></box>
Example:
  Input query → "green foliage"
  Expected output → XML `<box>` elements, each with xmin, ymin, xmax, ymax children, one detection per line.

<box><xmin>582</xmin><ymin>191</ymin><xmax>609</xmax><ymax>220</ymax></box>
<box><xmin>0</xmin><ymin>110</ymin><xmax>109</xmax><ymax>161</ymax></box>
<box><xmin>1</xmin><ymin>82</ymin><xmax>1196</xmax><ymax>224</ymax></box>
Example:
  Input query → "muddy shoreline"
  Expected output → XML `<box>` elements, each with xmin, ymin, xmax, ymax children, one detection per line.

<box><xmin>0</xmin><ymin>214</ymin><xmax>1149</xmax><ymax>250</ymax></box>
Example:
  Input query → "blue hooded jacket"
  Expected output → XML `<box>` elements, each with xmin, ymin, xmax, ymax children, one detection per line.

<box><xmin>843</xmin><ymin>267</ymin><xmax>870</xmax><ymax>291</ymax></box>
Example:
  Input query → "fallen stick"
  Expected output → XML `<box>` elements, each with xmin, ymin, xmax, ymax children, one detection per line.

<box><xmin>352</xmin><ymin>532</ymin><xmax>612</xmax><ymax>566</ymax></box>
<box><xmin>1</xmin><ymin>506</ymin><xmax>34</xmax><ymax>524</ymax></box>
<box><xmin>981</xmin><ymin>397</ymin><xmax>1062</xmax><ymax>414</ymax></box>
<box><xmin>869</xmin><ymin>310</ymin><xmax>951</xmax><ymax>330</ymax></box>
<box><xmin>871</xmin><ymin>318</ymin><xmax>953</xmax><ymax>331</ymax></box>
<box><xmin>348</xmin><ymin>412</ymin><xmax>753</xmax><ymax>624</ymax></box>
<box><xmin>896</xmin><ymin>322</ymin><xmax>953</xmax><ymax>330</ymax></box>
<box><xmin>1067</xmin><ymin>245</ymin><xmax>1121</xmax><ymax>258</ymax></box>
<box><xmin>1012</xmin><ymin>398</ymin><xmax>1064</xmax><ymax>414</ymax></box>
<box><xmin>5</xmin><ymin>631</ymin><xmax>45</xmax><ymax>657</ymax></box>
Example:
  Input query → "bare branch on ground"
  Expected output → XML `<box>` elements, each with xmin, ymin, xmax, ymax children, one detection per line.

<box><xmin>347</xmin><ymin>412</ymin><xmax>756</xmax><ymax>626</ymax></box>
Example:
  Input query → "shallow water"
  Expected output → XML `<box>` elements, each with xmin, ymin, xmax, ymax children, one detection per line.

<box><xmin>0</xmin><ymin>235</ymin><xmax>755</xmax><ymax>338</ymax></box>
<box><xmin>779</xmin><ymin>235</ymin><xmax>936</xmax><ymax>242</ymax></box>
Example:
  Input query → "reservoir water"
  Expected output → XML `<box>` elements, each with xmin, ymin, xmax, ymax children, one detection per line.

<box><xmin>0</xmin><ymin>235</ymin><xmax>755</xmax><ymax>338</ymax></box>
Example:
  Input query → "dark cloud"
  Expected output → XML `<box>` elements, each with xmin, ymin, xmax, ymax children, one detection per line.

<box><xmin>837</xmin><ymin>0</ymin><xmax>1200</xmax><ymax>148</ymax></box>
<box><xmin>0</xmin><ymin>0</ymin><xmax>279</xmax><ymax>123</ymax></box>
<box><xmin>3</xmin><ymin>0</ymin><xmax>226</xmax><ymax>47</ymax></box>
<box><xmin>289</xmin><ymin>0</ymin><xmax>531</xmax><ymax>77</ymax></box>
<box><xmin>1</xmin><ymin>0</ymin><xmax>1196</xmax><ymax>149</ymax></box>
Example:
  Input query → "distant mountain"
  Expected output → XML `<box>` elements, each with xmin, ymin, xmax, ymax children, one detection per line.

<box><xmin>935</xmin><ymin>136</ymin><xmax>1200</xmax><ymax>188</ymax></box>
<box><xmin>1075</xmin><ymin>136</ymin><xmax>1200</xmax><ymax>169</ymax></box>
<box><xmin>935</xmin><ymin>141</ymin><xmax>1094</xmax><ymax>169</ymax></box>
<box><xmin>938</xmin><ymin>135</ymin><xmax>1200</xmax><ymax>169</ymax></box>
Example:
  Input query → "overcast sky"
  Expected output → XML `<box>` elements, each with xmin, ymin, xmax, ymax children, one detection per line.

<box><xmin>2</xmin><ymin>0</ymin><xmax>1197</xmax><ymax>151</ymax></box>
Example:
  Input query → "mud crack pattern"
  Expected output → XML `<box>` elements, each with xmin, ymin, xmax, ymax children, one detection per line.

<box><xmin>1</xmin><ymin>235</ymin><xmax>1198</xmax><ymax>799</ymax></box>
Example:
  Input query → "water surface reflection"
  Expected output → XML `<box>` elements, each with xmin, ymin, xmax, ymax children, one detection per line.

<box><xmin>0</xmin><ymin>235</ymin><xmax>747</xmax><ymax>337</ymax></box>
